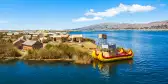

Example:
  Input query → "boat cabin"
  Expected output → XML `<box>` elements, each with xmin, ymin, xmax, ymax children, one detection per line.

<box><xmin>101</xmin><ymin>44</ymin><xmax>117</xmax><ymax>57</ymax></box>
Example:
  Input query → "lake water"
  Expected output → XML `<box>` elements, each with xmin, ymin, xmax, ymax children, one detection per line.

<box><xmin>1</xmin><ymin>31</ymin><xmax>168</xmax><ymax>84</ymax></box>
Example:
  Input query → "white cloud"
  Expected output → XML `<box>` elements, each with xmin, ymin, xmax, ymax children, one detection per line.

<box><xmin>72</xmin><ymin>3</ymin><xmax>155</xmax><ymax>22</ymax></box>
<box><xmin>85</xmin><ymin>3</ymin><xmax>155</xmax><ymax>17</ymax></box>
<box><xmin>159</xmin><ymin>4</ymin><xmax>166</xmax><ymax>7</ymax></box>
<box><xmin>72</xmin><ymin>17</ymin><xmax>102</xmax><ymax>22</ymax></box>
<box><xmin>0</xmin><ymin>20</ymin><xmax>8</xmax><ymax>24</ymax></box>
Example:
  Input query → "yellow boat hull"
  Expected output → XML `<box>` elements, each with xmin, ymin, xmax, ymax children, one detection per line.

<box><xmin>92</xmin><ymin>49</ymin><xmax>134</xmax><ymax>62</ymax></box>
<box><xmin>92</xmin><ymin>50</ymin><xmax>99</xmax><ymax>59</ymax></box>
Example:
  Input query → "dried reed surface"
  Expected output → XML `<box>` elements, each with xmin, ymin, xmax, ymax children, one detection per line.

<box><xmin>0</xmin><ymin>39</ymin><xmax>22</xmax><ymax>58</ymax></box>
<box><xmin>23</xmin><ymin>43</ymin><xmax>93</xmax><ymax>64</ymax></box>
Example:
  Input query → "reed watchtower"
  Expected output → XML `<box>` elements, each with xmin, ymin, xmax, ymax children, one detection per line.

<box><xmin>97</xmin><ymin>34</ymin><xmax>107</xmax><ymax>46</ymax></box>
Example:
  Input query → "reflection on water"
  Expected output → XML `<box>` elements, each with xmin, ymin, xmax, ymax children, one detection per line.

<box><xmin>92</xmin><ymin>60</ymin><xmax>133</xmax><ymax>78</ymax></box>
<box><xmin>23</xmin><ymin>59</ymin><xmax>133</xmax><ymax>79</ymax></box>
<box><xmin>23</xmin><ymin>60</ymin><xmax>73</xmax><ymax>67</ymax></box>
<box><xmin>0</xmin><ymin>59</ymin><xmax>133</xmax><ymax>78</ymax></box>
<box><xmin>0</xmin><ymin>59</ymin><xmax>18</xmax><ymax>66</ymax></box>
<box><xmin>0</xmin><ymin>31</ymin><xmax>168</xmax><ymax>84</ymax></box>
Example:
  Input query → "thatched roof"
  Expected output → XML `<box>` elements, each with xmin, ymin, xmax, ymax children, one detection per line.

<box><xmin>50</xmin><ymin>34</ymin><xmax>69</xmax><ymax>38</ymax></box>
<box><xmin>7</xmin><ymin>33</ymin><xmax>13</xmax><ymax>35</ymax></box>
<box><xmin>22</xmin><ymin>40</ymin><xmax>41</xmax><ymax>46</ymax></box>
<box><xmin>13</xmin><ymin>38</ymin><xmax>25</xmax><ymax>45</ymax></box>
<box><xmin>70</xmin><ymin>34</ymin><xmax>83</xmax><ymax>38</ymax></box>
<box><xmin>50</xmin><ymin>35</ymin><xmax>61</xmax><ymax>38</ymax></box>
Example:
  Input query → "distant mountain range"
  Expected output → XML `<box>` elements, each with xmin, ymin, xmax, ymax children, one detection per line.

<box><xmin>73</xmin><ymin>20</ymin><xmax>168</xmax><ymax>31</ymax></box>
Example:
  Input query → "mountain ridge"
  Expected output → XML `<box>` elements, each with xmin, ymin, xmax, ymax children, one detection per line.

<box><xmin>74</xmin><ymin>20</ymin><xmax>168</xmax><ymax>31</ymax></box>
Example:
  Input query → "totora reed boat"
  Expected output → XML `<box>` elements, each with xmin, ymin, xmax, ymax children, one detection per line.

<box><xmin>92</xmin><ymin>48</ymin><xmax>134</xmax><ymax>62</ymax></box>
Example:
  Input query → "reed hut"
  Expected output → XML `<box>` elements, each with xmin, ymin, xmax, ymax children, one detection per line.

<box><xmin>50</xmin><ymin>34</ymin><xmax>69</xmax><ymax>42</ymax></box>
<box><xmin>39</xmin><ymin>37</ymin><xmax>48</xmax><ymax>43</ymax></box>
<box><xmin>22</xmin><ymin>40</ymin><xmax>43</xmax><ymax>50</ymax></box>
<box><xmin>70</xmin><ymin>34</ymin><xmax>83</xmax><ymax>43</ymax></box>
<box><xmin>13</xmin><ymin>32</ymin><xmax>20</xmax><ymax>35</ymax></box>
<box><xmin>7</xmin><ymin>32</ymin><xmax>13</xmax><ymax>36</ymax></box>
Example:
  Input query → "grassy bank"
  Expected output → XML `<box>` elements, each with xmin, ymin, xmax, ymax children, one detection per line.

<box><xmin>0</xmin><ymin>33</ymin><xmax>95</xmax><ymax>64</ymax></box>
<box><xmin>0</xmin><ymin>39</ymin><xmax>22</xmax><ymax>59</ymax></box>
<box><xmin>22</xmin><ymin>43</ymin><xmax>93</xmax><ymax>64</ymax></box>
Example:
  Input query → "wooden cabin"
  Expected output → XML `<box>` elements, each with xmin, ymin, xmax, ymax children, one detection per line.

<box><xmin>22</xmin><ymin>40</ymin><xmax>43</xmax><ymax>50</ymax></box>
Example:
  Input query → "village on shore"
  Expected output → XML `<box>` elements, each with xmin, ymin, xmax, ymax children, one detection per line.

<box><xmin>0</xmin><ymin>30</ymin><xmax>97</xmax><ymax>64</ymax></box>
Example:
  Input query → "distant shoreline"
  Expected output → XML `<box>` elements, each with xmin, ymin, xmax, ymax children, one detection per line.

<box><xmin>1</xmin><ymin>29</ymin><xmax>168</xmax><ymax>32</ymax></box>
<box><xmin>70</xmin><ymin>29</ymin><xmax>168</xmax><ymax>32</ymax></box>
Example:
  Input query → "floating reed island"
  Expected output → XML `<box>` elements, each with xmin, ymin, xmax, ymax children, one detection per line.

<box><xmin>0</xmin><ymin>31</ymin><xmax>97</xmax><ymax>64</ymax></box>
<box><xmin>22</xmin><ymin>42</ymin><xmax>96</xmax><ymax>64</ymax></box>
<box><xmin>0</xmin><ymin>31</ymin><xmax>134</xmax><ymax>64</ymax></box>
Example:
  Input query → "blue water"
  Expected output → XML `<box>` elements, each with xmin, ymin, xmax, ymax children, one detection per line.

<box><xmin>1</xmin><ymin>31</ymin><xmax>168</xmax><ymax>84</ymax></box>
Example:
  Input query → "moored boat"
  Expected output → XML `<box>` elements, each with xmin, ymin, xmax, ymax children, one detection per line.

<box><xmin>92</xmin><ymin>48</ymin><xmax>134</xmax><ymax>62</ymax></box>
<box><xmin>92</xmin><ymin>34</ymin><xmax>134</xmax><ymax>62</ymax></box>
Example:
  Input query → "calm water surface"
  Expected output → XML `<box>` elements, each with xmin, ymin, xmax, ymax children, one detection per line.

<box><xmin>1</xmin><ymin>31</ymin><xmax>168</xmax><ymax>84</ymax></box>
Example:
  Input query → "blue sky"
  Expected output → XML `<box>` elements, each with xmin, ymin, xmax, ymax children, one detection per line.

<box><xmin>0</xmin><ymin>0</ymin><xmax>168</xmax><ymax>30</ymax></box>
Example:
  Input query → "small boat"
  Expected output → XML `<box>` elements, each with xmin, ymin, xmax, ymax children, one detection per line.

<box><xmin>92</xmin><ymin>48</ymin><xmax>134</xmax><ymax>62</ymax></box>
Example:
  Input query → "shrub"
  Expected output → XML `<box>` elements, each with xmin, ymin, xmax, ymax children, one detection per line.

<box><xmin>0</xmin><ymin>39</ymin><xmax>22</xmax><ymax>58</ymax></box>
<box><xmin>83</xmin><ymin>38</ymin><xmax>95</xmax><ymax>43</ymax></box>
<box><xmin>24</xmin><ymin>43</ymin><xmax>91</xmax><ymax>61</ymax></box>
<box><xmin>45</xmin><ymin>44</ymin><xmax>53</xmax><ymax>50</ymax></box>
